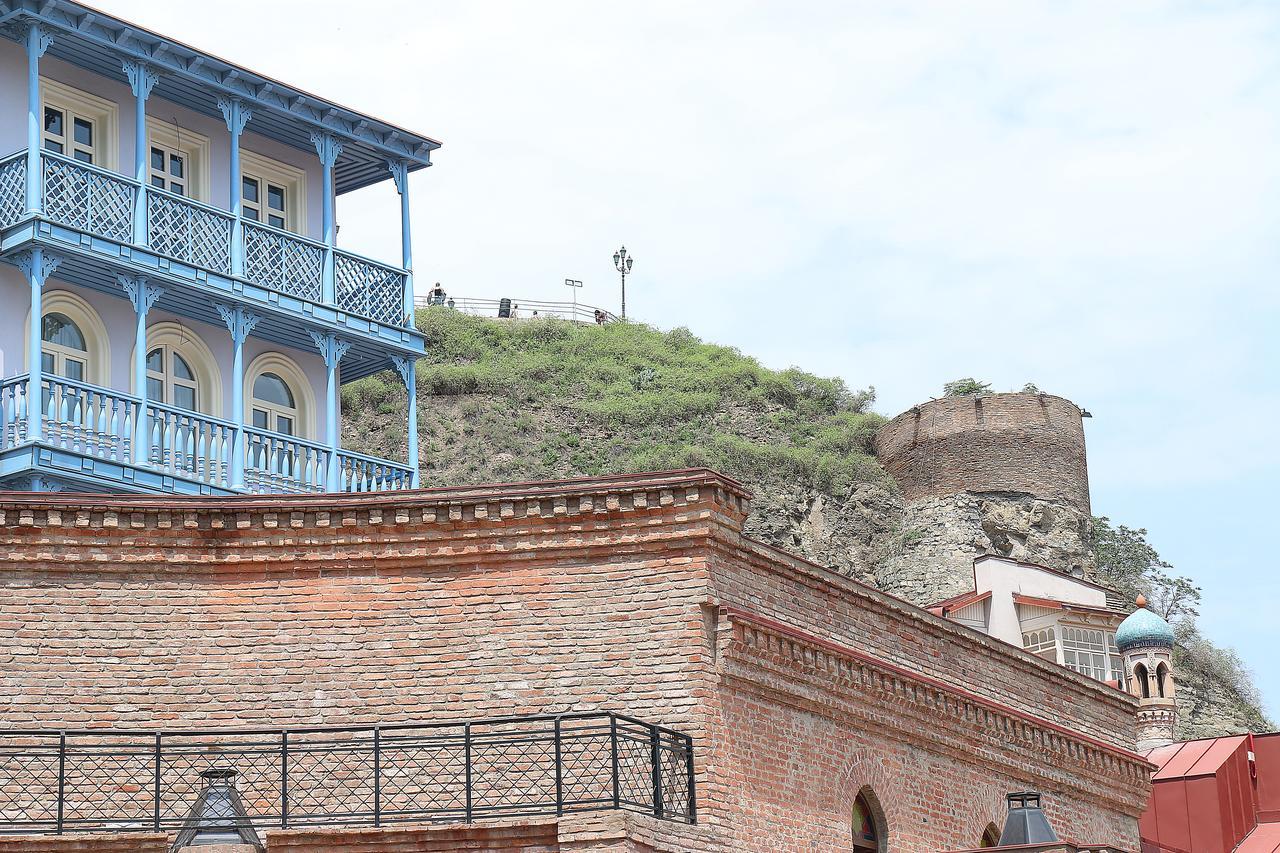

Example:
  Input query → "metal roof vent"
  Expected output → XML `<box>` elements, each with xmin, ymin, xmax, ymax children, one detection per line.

<box><xmin>169</xmin><ymin>768</ymin><xmax>264</xmax><ymax>852</ymax></box>
<box><xmin>997</xmin><ymin>792</ymin><xmax>1058</xmax><ymax>846</ymax></box>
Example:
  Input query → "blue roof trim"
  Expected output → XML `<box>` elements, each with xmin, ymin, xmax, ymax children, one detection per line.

<box><xmin>0</xmin><ymin>0</ymin><xmax>440</xmax><ymax>194</ymax></box>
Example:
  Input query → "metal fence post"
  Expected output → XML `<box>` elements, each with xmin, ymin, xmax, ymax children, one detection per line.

<box><xmin>610</xmin><ymin>715</ymin><xmax>620</xmax><ymax>810</ymax></box>
<box><xmin>280</xmin><ymin>730</ymin><xmax>289</xmax><ymax>829</ymax></box>
<box><xmin>464</xmin><ymin>723</ymin><xmax>472</xmax><ymax>823</ymax></box>
<box><xmin>373</xmin><ymin>727</ymin><xmax>381</xmax><ymax>828</ymax></box>
<box><xmin>153</xmin><ymin>733</ymin><xmax>162</xmax><ymax>831</ymax></box>
<box><xmin>685</xmin><ymin>734</ymin><xmax>696</xmax><ymax>824</ymax></box>
<box><xmin>56</xmin><ymin>732</ymin><xmax>65</xmax><ymax>835</ymax></box>
<box><xmin>649</xmin><ymin>726</ymin><xmax>664</xmax><ymax>820</ymax></box>
<box><xmin>553</xmin><ymin>717</ymin><xmax>563</xmax><ymax>817</ymax></box>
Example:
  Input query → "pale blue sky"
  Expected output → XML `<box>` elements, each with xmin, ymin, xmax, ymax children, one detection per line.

<box><xmin>110</xmin><ymin>0</ymin><xmax>1279</xmax><ymax>717</ymax></box>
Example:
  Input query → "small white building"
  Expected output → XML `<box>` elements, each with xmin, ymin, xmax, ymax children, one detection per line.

<box><xmin>930</xmin><ymin>555</ymin><xmax>1127</xmax><ymax>686</ymax></box>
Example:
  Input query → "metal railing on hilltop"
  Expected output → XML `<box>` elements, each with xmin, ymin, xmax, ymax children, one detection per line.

<box><xmin>416</xmin><ymin>295</ymin><xmax>621</xmax><ymax>325</ymax></box>
<box><xmin>0</xmin><ymin>712</ymin><xmax>695</xmax><ymax>835</ymax></box>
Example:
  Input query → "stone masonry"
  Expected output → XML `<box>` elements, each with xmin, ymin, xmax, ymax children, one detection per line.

<box><xmin>0</xmin><ymin>470</ymin><xmax>1150</xmax><ymax>851</ymax></box>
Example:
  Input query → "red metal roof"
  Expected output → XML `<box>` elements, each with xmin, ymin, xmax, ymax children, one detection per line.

<box><xmin>1141</xmin><ymin>735</ymin><xmax>1263</xmax><ymax>852</ymax></box>
<box><xmin>1235</xmin><ymin>824</ymin><xmax>1280</xmax><ymax>853</ymax></box>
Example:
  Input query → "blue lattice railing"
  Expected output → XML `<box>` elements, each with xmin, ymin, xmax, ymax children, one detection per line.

<box><xmin>147</xmin><ymin>188</ymin><xmax>234</xmax><ymax>274</ymax></box>
<box><xmin>336</xmin><ymin>250</ymin><xmax>409</xmax><ymax>326</ymax></box>
<box><xmin>337</xmin><ymin>448</ymin><xmax>414</xmax><ymax>492</ymax></box>
<box><xmin>0</xmin><ymin>152</ymin><xmax>25</xmax><ymax>228</ymax></box>
<box><xmin>243</xmin><ymin>220</ymin><xmax>326</xmax><ymax>302</ymax></box>
<box><xmin>41</xmin><ymin>152</ymin><xmax>135</xmax><ymax>242</ymax></box>
<box><xmin>5</xmin><ymin>150</ymin><xmax>411</xmax><ymax>329</ymax></box>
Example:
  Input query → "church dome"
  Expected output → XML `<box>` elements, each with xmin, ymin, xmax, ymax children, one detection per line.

<box><xmin>1115</xmin><ymin>597</ymin><xmax>1175</xmax><ymax>651</ymax></box>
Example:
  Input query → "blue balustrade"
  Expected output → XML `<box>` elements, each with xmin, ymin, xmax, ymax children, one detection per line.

<box><xmin>243</xmin><ymin>426</ymin><xmax>331</xmax><ymax>493</ymax></box>
<box><xmin>0</xmin><ymin>373</ymin><xmax>407</xmax><ymax>495</ymax></box>
<box><xmin>0</xmin><ymin>375</ymin><xmax>29</xmax><ymax>450</ymax></box>
<box><xmin>40</xmin><ymin>375</ymin><xmax>137</xmax><ymax>463</ymax></box>
<box><xmin>337</xmin><ymin>449</ymin><xmax>413</xmax><ymax>492</ymax></box>
<box><xmin>146</xmin><ymin>401</ymin><xmax>234</xmax><ymax>489</ymax></box>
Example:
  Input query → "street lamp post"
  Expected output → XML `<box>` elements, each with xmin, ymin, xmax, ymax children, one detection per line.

<box><xmin>612</xmin><ymin>245</ymin><xmax>634</xmax><ymax>319</ymax></box>
<box><xmin>564</xmin><ymin>278</ymin><xmax>583</xmax><ymax>320</ymax></box>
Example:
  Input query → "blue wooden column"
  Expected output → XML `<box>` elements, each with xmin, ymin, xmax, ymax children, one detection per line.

<box><xmin>118</xmin><ymin>275</ymin><xmax>164</xmax><ymax>466</ymax></box>
<box><xmin>387</xmin><ymin>160</ymin><xmax>414</xmax><ymax>325</ymax></box>
<box><xmin>123</xmin><ymin>61</ymin><xmax>158</xmax><ymax>246</ymax></box>
<box><xmin>15</xmin><ymin>249</ymin><xmax>60</xmax><ymax>444</ymax></box>
<box><xmin>311</xmin><ymin>132</ymin><xmax>343</xmax><ymax>305</ymax></box>
<box><xmin>218</xmin><ymin>98</ymin><xmax>251</xmax><ymax>277</ymax></box>
<box><xmin>309</xmin><ymin>330</ymin><xmax>351</xmax><ymax>492</ymax></box>
<box><xmin>391</xmin><ymin>356</ymin><xmax>420</xmax><ymax>488</ymax></box>
<box><xmin>23</xmin><ymin>23</ymin><xmax>52</xmax><ymax>216</ymax></box>
<box><xmin>216</xmin><ymin>304</ymin><xmax>260</xmax><ymax>490</ymax></box>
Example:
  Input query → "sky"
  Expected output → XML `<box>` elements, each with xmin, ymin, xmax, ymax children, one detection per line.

<box><xmin>105</xmin><ymin>0</ymin><xmax>1280</xmax><ymax>717</ymax></box>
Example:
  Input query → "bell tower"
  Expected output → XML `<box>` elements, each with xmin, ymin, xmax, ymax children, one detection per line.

<box><xmin>1116</xmin><ymin>595</ymin><xmax>1178</xmax><ymax>751</ymax></box>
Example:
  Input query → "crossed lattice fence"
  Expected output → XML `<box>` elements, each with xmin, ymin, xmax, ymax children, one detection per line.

<box><xmin>0</xmin><ymin>713</ymin><xmax>695</xmax><ymax>835</ymax></box>
<box><xmin>0</xmin><ymin>154</ymin><xmax>25</xmax><ymax>228</ymax></box>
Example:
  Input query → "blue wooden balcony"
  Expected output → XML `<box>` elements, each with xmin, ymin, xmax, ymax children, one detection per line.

<box><xmin>0</xmin><ymin>372</ymin><xmax>411</xmax><ymax>495</ymax></box>
<box><xmin>0</xmin><ymin>148</ymin><xmax>419</xmax><ymax>355</ymax></box>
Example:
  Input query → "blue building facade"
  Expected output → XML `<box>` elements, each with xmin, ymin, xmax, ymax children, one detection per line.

<box><xmin>0</xmin><ymin>0</ymin><xmax>438</xmax><ymax>494</ymax></box>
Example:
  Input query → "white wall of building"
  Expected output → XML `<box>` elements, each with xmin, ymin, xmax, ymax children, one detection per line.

<box><xmin>973</xmin><ymin>555</ymin><xmax>1110</xmax><ymax>647</ymax></box>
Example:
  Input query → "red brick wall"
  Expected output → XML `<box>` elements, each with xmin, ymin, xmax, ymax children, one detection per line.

<box><xmin>0</xmin><ymin>471</ymin><xmax>1146</xmax><ymax>851</ymax></box>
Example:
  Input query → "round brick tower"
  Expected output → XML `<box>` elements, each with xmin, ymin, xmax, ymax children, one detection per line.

<box><xmin>873</xmin><ymin>392</ymin><xmax>1095</xmax><ymax>605</ymax></box>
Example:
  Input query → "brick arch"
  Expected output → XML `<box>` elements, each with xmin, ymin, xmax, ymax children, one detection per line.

<box><xmin>836</xmin><ymin>749</ymin><xmax>908</xmax><ymax>850</ymax></box>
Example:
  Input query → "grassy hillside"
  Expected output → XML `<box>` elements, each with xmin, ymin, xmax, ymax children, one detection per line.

<box><xmin>344</xmin><ymin>308</ymin><xmax>888</xmax><ymax>496</ymax></box>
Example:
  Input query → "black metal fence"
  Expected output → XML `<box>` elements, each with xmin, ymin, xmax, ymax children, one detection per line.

<box><xmin>414</xmin><ymin>296</ymin><xmax>621</xmax><ymax>324</ymax></box>
<box><xmin>0</xmin><ymin>713</ymin><xmax>695</xmax><ymax>834</ymax></box>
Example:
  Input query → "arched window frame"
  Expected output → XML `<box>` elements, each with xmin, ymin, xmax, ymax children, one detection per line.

<box><xmin>852</xmin><ymin>785</ymin><xmax>888</xmax><ymax>852</ymax></box>
<box><xmin>1133</xmin><ymin>661</ymin><xmax>1151</xmax><ymax>699</ymax></box>
<box><xmin>1155</xmin><ymin>662</ymin><xmax>1172</xmax><ymax>698</ymax></box>
<box><xmin>25</xmin><ymin>290</ymin><xmax>110</xmax><ymax>386</ymax></box>
<box><xmin>980</xmin><ymin>823</ymin><xmax>1001</xmax><ymax>848</ymax></box>
<box><xmin>243</xmin><ymin>352</ymin><xmax>316</xmax><ymax>441</ymax></box>
<box><xmin>129</xmin><ymin>321</ymin><xmax>222</xmax><ymax>417</ymax></box>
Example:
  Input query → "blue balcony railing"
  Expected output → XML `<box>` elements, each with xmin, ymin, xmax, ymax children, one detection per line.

<box><xmin>0</xmin><ymin>149</ymin><xmax>411</xmax><ymax>328</ymax></box>
<box><xmin>0</xmin><ymin>373</ymin><xmax>412</xmax><ymax>495</ymax></box>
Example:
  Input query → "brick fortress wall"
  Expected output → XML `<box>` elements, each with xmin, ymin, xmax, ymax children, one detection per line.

<box><xmin>0</xmin><ymin>470</ymin><xmax>1148</xmax><ymax>851</ymax></box>
<box><xmin>873</xmin><ymin>393</ymin><xmax>1095</xmax><ymax>605</ymax></box>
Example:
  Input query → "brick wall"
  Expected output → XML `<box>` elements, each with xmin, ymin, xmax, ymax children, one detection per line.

<box><xmin>0</xmin><ymin>470</ymin><xmax>1147</xmax><ymax>851</ymax></box>
<box><xmin>873</xmin><ymin>392</ymin><xmax>1091</xmax><ymax>514</ymax></box>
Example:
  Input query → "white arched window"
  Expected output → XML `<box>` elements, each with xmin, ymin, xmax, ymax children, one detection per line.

<box><xmin>147</xmin><ymin>345</ymin><xmax>198</xmax><ymax>410</ymax></box>
<box><xmin>28</xmin><ymin>291</ymin><xmax>110</xmax><ymax>386</ymax></box>
<box><xmin>41</xmin><ymin>312</ymin><xmax>88</xmax><ymax>382</ymax></box>
<box><xmin>251</xmin><ymin>372</ymin><xmax>299</xmax><ymax>436</ymax></box>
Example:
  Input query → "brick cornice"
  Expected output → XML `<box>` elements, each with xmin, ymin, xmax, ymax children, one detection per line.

<box><xmin>721</xmin><ymin>607</ymin><xmax>1153</xmax><ymax>787</ymax></box>
<box><xmin>727</xmin><ymin>604</ymin><xmax>1157</xmax><ymax>809</ymax></box>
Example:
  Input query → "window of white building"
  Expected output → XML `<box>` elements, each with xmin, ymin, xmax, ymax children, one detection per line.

<box><xmin>40</xmin><ymin>79</ymin><xmax>118</xmax><ymax>170</ymax></box>
<box><xmin>147</xmin><ymin>119</ymin><xmax>211</xmax><ymax>201</ymax></box>
<box><xmin>1062</xmin><ymin>626</ymin><xmax>1123</xmax><ymax>682</ymax></box>
<box><xmin>1021</xmin><ymin>627</ymin><xmax>1057</xmax><ymax>661</ymax></box>
<box><xmin>146</xmin><ymin>346</ymin><xmax>198</xmax><ymax>410</ymax></box>
<box><xmin>240</xmin><ymin>150</ymin><xmax>306</xmax><ymax>234</ymax></box>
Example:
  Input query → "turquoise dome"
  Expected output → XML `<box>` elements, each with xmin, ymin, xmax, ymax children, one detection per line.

<box><xmin>1115</xmin><ymin>605</ymin><xmax>1175</xmax><ymax>651</ymax></box>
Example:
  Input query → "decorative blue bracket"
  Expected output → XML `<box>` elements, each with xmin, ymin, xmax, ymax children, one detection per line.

<box><xmin>219</xmin><ymin>98</ymin><xmax>252</xmax><ymax>278</ymax></box>
<box><xmin>215</xmin><ymin>302</ymin><xmax>261</xmax><ymax>490</ymax></box>
<box><xmin>23</xmin><ymin>22</ymin><xmax>53</xmax><ymax>217</ymax></box>
<box><xmin>391</xmin><ymin>355</ymin><xmax>420</xmax><ymax>488</ymax></box>
<box><xmin>123</xmin><ymin>60</ymin><xmax>158</xmax><ymax>247</ymax></box>
<box><xmin>15</xmin><ymin>248</ymin><xmax>62</xmax><ymax>444</ymax></box>
<box><xmin>309</xmin><ymin>329</ymin><xmax>351</xmax><ymax>492</ymax></box>
<box><xmin>312</xmin><ymin>132</ymin><xmax>343</xmax><ymax>305</ymax></box>
<box><xmin>119</xmin><ymin>275</ymin><xmax>164</xmax><ymax>465</ymax></box>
